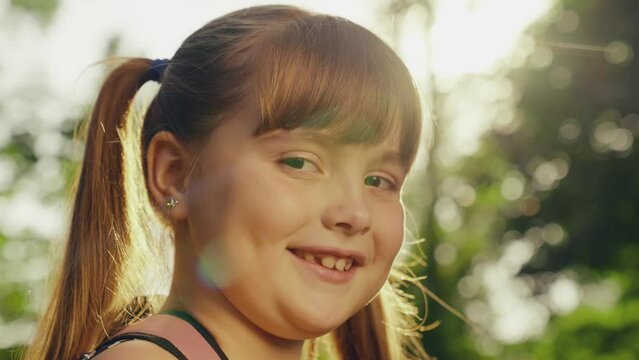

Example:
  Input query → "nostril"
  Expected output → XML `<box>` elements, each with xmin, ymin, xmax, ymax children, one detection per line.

<box><xmin>335</xmin><ymin>222</ymin><xmax>352</xmax><ymax>231</ymax></box>
<box><xmin>322</xmin><ymin>204</ymin><xmax>371</xmax><ymax>236</ymax></box>
<box><xmin>335</xmin><ymin>222</ymin><xmax>370</xmax><ymax>236</ymax></box>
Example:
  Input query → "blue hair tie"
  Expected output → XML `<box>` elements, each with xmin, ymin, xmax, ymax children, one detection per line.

<box><xmin>147</xmin><ymin>58</ymin><xmax>170</xmax><ymax>83</ymax></box>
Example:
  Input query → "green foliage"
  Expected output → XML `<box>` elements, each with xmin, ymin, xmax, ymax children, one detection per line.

<box><xmin>10</xmin><ymin>0</ymin><xmax>58</xmax><ymax>24</ymax></box>
<box><xmin>521</xmin><ymin>298</ymin><xmax>639</xmax><ymax>359</ymax></box>
<box><xmin>0</xmin><ymin>1</ymin><xmax>65</xmax><ymax>354</ymax></box>
<box><xmin>0</xmin><ymin>346</ymin><xmax>24</xmax><ymax>360</ymax></box>
<box><xmin>418</xmin><ymin>0</ymin><xmax>639</xmax><ymax>358</ymax></box>
<box><xmin>0</xmin><ymin>286</ymin><xmax>29</xmax><ymax>321</ymax></box>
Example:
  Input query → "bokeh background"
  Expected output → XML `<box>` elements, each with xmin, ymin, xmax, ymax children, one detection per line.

<box><xmin>1</xmin><ymin>0</ymin><xmax>638</xmax><ymax>359</ymax></box>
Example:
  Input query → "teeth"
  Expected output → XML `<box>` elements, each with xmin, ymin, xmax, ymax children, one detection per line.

<box><xmin>344</xmin><ymin>259</ymin><xmax>353</xmax><ymax>271</ymax></box>
<box><xmin>297</xmin><ymin>251</ymin><xmax>354</xmax><ymax>271</ymax></box>
<box><xmin>321</xmin><ymin>256</ymin><xmax>336</xmax><ymax>269</ymax></box>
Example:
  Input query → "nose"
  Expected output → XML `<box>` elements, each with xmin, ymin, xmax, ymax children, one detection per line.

<box><xmin>321</xmin><ymin>190</ymin><xmax>371</xmax><ymax>237</ymax></box>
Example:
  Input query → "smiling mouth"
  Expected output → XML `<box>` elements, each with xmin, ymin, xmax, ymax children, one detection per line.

<box><xmin>288</xmin><ymin>249</ymin><xmax>357</xmax><ymax>272</ymax></box>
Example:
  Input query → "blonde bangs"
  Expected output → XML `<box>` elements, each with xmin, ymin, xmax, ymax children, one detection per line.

<box><xmin>253</xmin><ymin>15</ymin><xmax>422</xmax><ymax>166</ymax></box>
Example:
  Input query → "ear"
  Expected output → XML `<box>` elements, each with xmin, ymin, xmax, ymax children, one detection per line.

<box><xmin>146</xmin><ymin>131</ymin><xmax>190</xmax><ymax>220</ymax></box>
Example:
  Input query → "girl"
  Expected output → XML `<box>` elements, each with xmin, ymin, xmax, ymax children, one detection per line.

<box><xmin>25</xmin><ymin>4</ymin><xmax>429</xmax><ymax>360</ymax></box>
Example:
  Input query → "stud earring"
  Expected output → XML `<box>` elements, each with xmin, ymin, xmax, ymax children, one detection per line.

<box><xmin>165</xmin><ymin>198</ymin><xmax>179</xmax><ymax>209</ymax></box>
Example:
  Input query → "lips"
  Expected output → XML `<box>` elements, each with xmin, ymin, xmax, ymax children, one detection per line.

<box><xmin>290</xmin><ymin>249</ymin><xmax>354</xmax><ymax>271</ymax></box>
<box><xmin>286</xmin><ymin>246</ymin><xmax>366</xmax><ymax>284</ymax></box>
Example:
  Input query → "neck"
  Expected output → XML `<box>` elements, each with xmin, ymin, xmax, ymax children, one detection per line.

<box><xmin>162</xmin><ymin>227</ymin><xmax>304</xmax><ymax>360</ymax></box>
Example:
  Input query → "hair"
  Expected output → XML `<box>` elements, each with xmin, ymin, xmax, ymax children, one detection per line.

<box><xmin>24</xmin><ymin>5</ymin><xmax>429</xmax><ymax>360</ymax></box>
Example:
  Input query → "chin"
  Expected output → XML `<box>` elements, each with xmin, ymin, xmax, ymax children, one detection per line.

<box><xmin>275</xmin><ymin>304</ymin><xmax>357</xmax><ymax>340</ymax></box>
<box><xmin>278</xmin><ymin>323</ymin><xmax>341</xmax><ymax>341</ymax></box>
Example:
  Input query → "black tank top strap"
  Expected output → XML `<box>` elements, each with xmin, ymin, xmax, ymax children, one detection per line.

<box><xmin>78</xmin><ymin>331</ymin><xmax>188</xmax><ymax>360</ymax></box>
<box><xmin>162</xmin><ymin>309</ymin><xmax>230</xmax><ymax>360</ymax></box>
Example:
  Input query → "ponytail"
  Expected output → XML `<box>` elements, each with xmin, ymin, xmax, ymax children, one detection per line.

<box><xmin>24</xmin><ymin>58</ymin><xmax>154</xmax><ymax>360</ymax></box>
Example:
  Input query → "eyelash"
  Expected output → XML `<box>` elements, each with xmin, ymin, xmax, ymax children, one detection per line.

<box><xmin>364</xmin><ymin>175</ymin><xmax>397</xmax><ymax>190</ymax></box>
<box><xmin>279</xmin><ymin>156</ymin><xmax>398</xmax><ymax>190</ymax></box>
<box><xmin>279</xmin><ymin>157</ymin><xmax>320</xmax><ymax>173</ymax></box>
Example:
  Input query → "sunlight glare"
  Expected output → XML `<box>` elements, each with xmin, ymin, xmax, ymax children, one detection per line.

<box><xmin>430</xmin><ymin>0</ymin><xmax>555</xmax><ymax>79</ymax></box>
<box><xmin>399</xmin><ymin>4</ymin><xmax>430</xmax><ymax>81</ymax></box>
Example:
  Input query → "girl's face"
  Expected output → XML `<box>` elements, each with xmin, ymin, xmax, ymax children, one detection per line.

<box><xmin>184</xmin><ymin>107</ymin><xmax>408</xmax><ymax>339</ymax></box>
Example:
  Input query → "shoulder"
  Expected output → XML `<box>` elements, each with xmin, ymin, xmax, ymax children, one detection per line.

<box><xmin>92</xmin><ymin>339</ymin><xmax>178</xmax><ymax>360</ymax></box>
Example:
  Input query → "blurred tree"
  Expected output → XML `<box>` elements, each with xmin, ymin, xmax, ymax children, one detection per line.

<box><xmin>418</xmin><ymin>0</ymin><xmax>639</xmax><ymax>359</ymax></box>
<box><xmin>0</xmin><ymin>1</ymin><xmax>62</xmax><ymax>359</ymax></box>
<box><xmin>10</xmin><ymin>0</ymin><xmax>59</xmax><ymax>25</ymax></box>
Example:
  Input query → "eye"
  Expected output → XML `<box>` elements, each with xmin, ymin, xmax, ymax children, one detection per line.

<box><xmin>364</xmin><ymin>175</ymin><xmax>396</xmax><ymax>190</ymax></box>
<box><xmin>279</xmin><ymin>157</ymin><xmax>320</xmax><ymax>173</ymax></box>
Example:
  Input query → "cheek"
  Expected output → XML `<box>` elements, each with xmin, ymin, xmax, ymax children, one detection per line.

<box><xmin>230</xmin><ymin>165</ymin><xmax>312</xmax><ymax>241</ymax></box>
<box><xmin>188</xmin><ymin>161</ymin><xmax>312</xmax><ymax>246</ymax></box>
<box><xmin>373</xmin><ymin>202</ymin><xmax>405</xmax><ymax>263</ymax></box>
<box><xmin>186</xmin><ymin>162</ymin><xmax>312</xmax><ymax>288</ymax></box>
